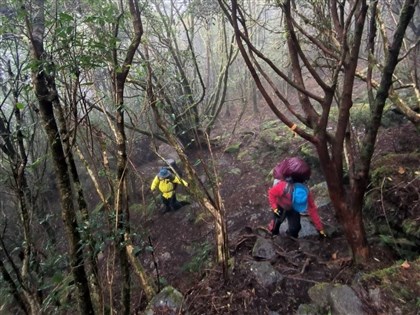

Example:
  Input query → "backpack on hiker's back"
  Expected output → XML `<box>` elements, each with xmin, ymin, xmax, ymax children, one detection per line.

<box><xmin>274</xmin><ymin>180</ymin><xmax>309</xmax><ymax>213</ymax></box>
<box><xmin>272</xmin><ymin>157</ymin><xmax>311</xmax><ymax>213</ymax></box>
<box><xmin>165</xmin><ymin>159</ymin><xmax>182</xmax><ymax>178</ymax></box>
<box><xmin>273</xmin><ymin>157</ymin><xmax>311</xmax><ymax>183</ymax></box>
<box><xmin>291</xmin><ymin>182</ymin><xmax>309</xmax><ymax>213</ymax></box>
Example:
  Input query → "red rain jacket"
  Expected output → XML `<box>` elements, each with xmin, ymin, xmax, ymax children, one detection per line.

<box><xmin>268</xmin><ymin>181</ymin><xmax>323</xmax><ymax>231</ymax></box>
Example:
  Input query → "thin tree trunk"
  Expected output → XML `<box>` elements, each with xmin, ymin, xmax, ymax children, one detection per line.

<box><xmin>33</xmin><ymin>79</ymin><xmax>94</xmax><ymax>315</ymax></box>
<box><xmin>25</xmin><ymin>0</ymin><xmax>94</xmax><ymax>312</ymax></box>
<box><xmin>125</xmin><ymin>235</ymin><xmax>157</xmax><ymax>300</ymax></box>
<box><xmin>0</xmin><ymin>258</ymin><xmax>29</xmax><ymax>314</ymax></box>
<box><xmin>109</xmin><ymin>1</ymin><xmax>145</xmax><ymax>311</ymax></box>
<box><xmin>55</xmin><ymin>100</ymin><xmax>103</xmax><ymax>312</ymax></box>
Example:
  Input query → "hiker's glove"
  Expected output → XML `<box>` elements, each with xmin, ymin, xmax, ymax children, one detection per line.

<box><xmin>319</xmin><ymin>230</ymin><xmax>327</xmax><ymax>238</ymax></box>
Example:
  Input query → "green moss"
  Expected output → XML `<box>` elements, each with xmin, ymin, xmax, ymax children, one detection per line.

<box><xmin>228</xmin><ymin>167</ymin><xmax>241</xmax><ymax>175</ymax></box>
<box><xmin>360</xmin><ymin>258</ymin><xmax>420</xmax><ymax>311</ymax></box>
<box><xmin>371</xmin><ymin>153</ymin><xmax>420</xmax><ymax>180</ymax></box>
<box><xmin>224</xmin><ymin>143</ymin><xmax>241</xmax><ymax>153</ymax></box>
<box><xmin>361</xmin><ymin>264</ymin><xmax>400</xmax><ymax>281</ymax></box>
<box><xmin>261</xmin><ymin>120</ymin><xmax>279</xmax><ymax>130</ymax></box>
<box><xmin>370</xmin><ymin>165</ymin><xmax>393</xmax><ymax>185</ymax></box>
<box><xmin>237</xmin><ymin>149</ymin><xmax>249</xmax><ymax>160</ymax></box>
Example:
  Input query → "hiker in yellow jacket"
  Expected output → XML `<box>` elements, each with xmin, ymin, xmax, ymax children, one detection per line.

<box><xmin>151</xmin><ymin>167</ymin><xmax>188</xmax><ymax>212</ymax></box>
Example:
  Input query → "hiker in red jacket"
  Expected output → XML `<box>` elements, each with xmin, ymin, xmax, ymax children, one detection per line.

<box><xmin>268</xmin><ymin>157</ymin><xmax>325</xmax><ymax>238</ymax></box>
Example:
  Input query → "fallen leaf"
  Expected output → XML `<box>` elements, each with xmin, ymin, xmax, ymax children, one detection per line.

<box><xmin>332</xmin><ymin>252</ymin><xmax>338</xmax><ymax>260</ymax></box>
<box><xmin>401</xmin><ymin>260</ymin><xmax>410</xmax><ymax>269</ymax></box>
<box><xmin>398</xmin><ymin>166</ymin><xmax>405</xmax><ymax>174</ymax></box>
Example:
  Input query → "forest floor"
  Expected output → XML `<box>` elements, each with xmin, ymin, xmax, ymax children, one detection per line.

<box><xmin>135</xmin><ymin>108</ymin><xmax>420</xmax><ymax>314</ymax></box>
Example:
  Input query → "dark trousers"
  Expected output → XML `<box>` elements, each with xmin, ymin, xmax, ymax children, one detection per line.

<box><xmin>162</xmin><ymin>194</ymin><xmax>179</xmax><ymax>212</ymax></box>
<box><xmin>269</xmin><ymin>208</ymin><xmax>301</xmax><ymax>237</ymax></box>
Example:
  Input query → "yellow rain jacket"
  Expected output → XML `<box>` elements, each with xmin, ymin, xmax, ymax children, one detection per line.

<box><xmin>151</xmin><ymin>175</ymin><xmax>188</xmax><ymax>199</ymax></box>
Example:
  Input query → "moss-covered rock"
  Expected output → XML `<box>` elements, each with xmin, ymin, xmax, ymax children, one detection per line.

<box><xmin>144</xmin><ymin>285</ymin><xmax>187</xmax><ymax>315</ymax></box>
<box><xmin>308</xmin><ymin>282</ymin><xmax>334</xmax><ymax>308</ymax></box>
<box><xmin>224</xmin><ymin>143</ymin><xmax>241</xmax><ymax>153</ymax></box>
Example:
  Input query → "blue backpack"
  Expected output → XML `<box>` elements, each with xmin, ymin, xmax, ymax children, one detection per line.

<box><xmin>292</xmin><ymin>183</ymin><xmax>309</xmax><ymax>213</ymax></box>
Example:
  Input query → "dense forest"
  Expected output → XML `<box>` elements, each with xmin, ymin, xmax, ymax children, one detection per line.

<box><xmin>0</xmin><ymin>0</ymin><xmax>419</xmax><ymax>314</ymax></box>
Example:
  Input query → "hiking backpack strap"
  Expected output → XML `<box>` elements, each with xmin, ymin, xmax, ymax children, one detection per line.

<box><xmin>276</xmin><ymin>181</ymin><xmax>294</xmax><ymax>211</ymax></box>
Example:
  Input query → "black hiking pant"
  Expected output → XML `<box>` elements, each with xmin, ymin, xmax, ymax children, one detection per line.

<box><xmin>161</xmin><ymin>194</ymin><xmax>180</xmax><ymax>212</ymax></box>
<box><xmin>269</xmin><ymin>208</ymin><xmax>301</xmax><ymax>238</ymax></box>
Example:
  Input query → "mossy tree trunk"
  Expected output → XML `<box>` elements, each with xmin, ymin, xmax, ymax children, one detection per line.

<box><xmin>25</xmin><ymin>0</ymin><xmax>94</xmax><ymax>312</ymax></box>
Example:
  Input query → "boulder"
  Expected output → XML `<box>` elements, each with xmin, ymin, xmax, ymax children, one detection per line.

<box><xmin>144</xmin><ymin>286</ymin><xmax>186</xmax><ymax>315</ymax></box>
<box><xmin>247</xmin><ymin>261</ymin><xmax>283</xmax><ymax>288</ymax></box>
<box><xmin>252</xmin><ymin>236</ymin><xmax>277</xmax><ymax>260</ymax></box>
<box><xmin>296</xmin><ymin>303</ymin><xmax>324</xmax><ymax>315</ymax></box>
<box><xmin>307</xmin><ymin>283</ymin><xmax>366</xmax><ymax>315</ymax></box>
<box><xmin>308</xmin><ymin>282</ymin><xmax>334</xmax><ymax>308</ymax></box>
<box><xmin>329</xmin><ymin>285</ymin><xmax>365</xmax><ymax>315</ymax></box>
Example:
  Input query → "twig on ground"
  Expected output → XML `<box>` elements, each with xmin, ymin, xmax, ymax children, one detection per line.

<box><xmin>233</xmin><ymin>234</ymin><xmax>256</xmax><ymax>251</ymax></box>
<box><xmin>283</xmin><ymin>275</ymin><xmax>319</xmax><ymax>284</ymax></box>
<box><xmin>275</xmin><ymin>265</ymin><xmax>300</xmax><ymax>273</ymax></box>
<box><xmin>332</xmin><ymin>265</ymin><xmax>351</xmax><ymax>281</ymax></box>
<box><xmin>275</xmin><ymin>250</ymin><xmax>300</xmax><ymax>267</ymax></box>
<box><xmin>300</xmin><ymin>258</ymin><xmax>311</xmax><ymax>274</ymax></box>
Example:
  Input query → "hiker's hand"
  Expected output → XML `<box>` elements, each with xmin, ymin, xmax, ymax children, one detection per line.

<box><xmin>273</xmin><ymin>208</ymin><xmax>280</xmax><ymax>216</ymax></box>
<box><xmin>319</xmin><ymin>230</ymin><xmax>327</xmax><ymax>238</ymax></box>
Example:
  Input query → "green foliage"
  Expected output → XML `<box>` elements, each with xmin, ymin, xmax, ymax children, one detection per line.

<box><xmin>158</xmin><ymin>277</ymin><xmax>168</xmax><ymax>287</ymax></box>
<box><xmin>182</xmin><ymin>241</ymin><xmax>213</xmax><ymax>273</ymax></box>
<box><xmin>15</xmin><ymin>102</ymin><xmax>25</xmax><ymax>110</ymax></box>
<box><xmin>261</xmin><ymin>120</ymin><xmax>279</xmax><ymax>130</ymax></box>
<box><xmin>41</xmin><ymin>272</ymin><xmax>76</xmax><ymax>314</ymax></box>
<box><xmin>379</xmin><ymin>234</ymin><xmax>417</xmax><ymax>248</ymax></box>
<box><xmin>402</xmin><ymin>219</ymin><xmax>420</xmax><ymax>238</ymax></box>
